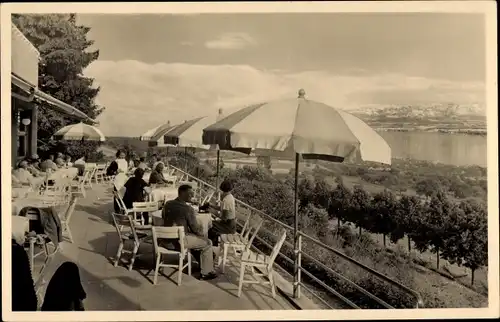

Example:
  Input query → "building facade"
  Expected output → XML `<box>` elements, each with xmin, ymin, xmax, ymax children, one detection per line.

<box><xmin>11</xmin><ymin>23</ymin><xmax>95</xmax><ymax>166</ymax></box>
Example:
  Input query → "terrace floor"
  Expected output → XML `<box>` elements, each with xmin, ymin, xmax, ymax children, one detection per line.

<box><xmin>34</xmin><ymin>183</ymin><xmax>298</xmax><ymax>310</ymax></box>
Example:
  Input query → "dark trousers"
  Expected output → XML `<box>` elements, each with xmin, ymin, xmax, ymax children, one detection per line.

<box><xmin>208</xmin><ymin>219</ymin><xmax>236</xmax><ymax>247</ymax></box>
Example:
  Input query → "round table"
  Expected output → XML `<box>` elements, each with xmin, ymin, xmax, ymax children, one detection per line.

<box><xmin>149</xmin><ymin>187</ymin><xmax>178</xmax><ymax>202</ymax></box>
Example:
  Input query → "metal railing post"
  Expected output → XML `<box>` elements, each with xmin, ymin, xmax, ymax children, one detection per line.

<box><xmin>297</xmin><ymin>234</ymin><xmax>302</xmax><ymax>299</ymax></box>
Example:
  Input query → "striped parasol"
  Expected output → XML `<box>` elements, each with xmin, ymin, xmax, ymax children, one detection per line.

<box><xmin>203</xmin><ymin>89</ymin><xmax>391</xmax><ymax>165</ymax></box>
<box><xmin>52</xmin><ymin>122</ymin><xmax>105</xmax><ymax>141</ymax></box>
<box><xmin>203</xmin><ymin>89</ymin><xmax>392</xmax><ymax>257</ymax></box>
<box><xmin>140</xmin><ymin>121</ymin><xmax>174</xmax><ymax>147</ymax></box>
<box><xmin>161</xmin><ymin>109</ymin><xmax>225</xmax><ymax>150</ymax></box>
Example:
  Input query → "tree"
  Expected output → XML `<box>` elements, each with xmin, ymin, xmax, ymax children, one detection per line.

<box><xmin>312</xmin><ymin>177</ymin><xmax>335</xmax><ymax>209</ymax></box>
<box><xmin>442</xmin><ymin>200</ymin><xmax>488</xmax><ymax>285</ymax></box>
<box><xmin>301</xmin><ymin>204</ymin><xmax>330</xmax><ymax>239</ymax></box>
<box><xmin>415</xmin><ymin>192</ymin><xmax>454</xmax><ymax>269</ymax></box>
<box><xmin>328</xmin><ymin>182</ymin><xmax>353</xmax><ymax>229</ymax></box>
<box><xmin>369</xmin><ymin>190</ymin><xmax>398</xmax><ymax>247</ymax></box>
<box><xmin>348</xmin><ymin>185</ymin><xmax>371</xmax><ymax>236</ymax></box>
<box><xmin>12</xmin><ymin>14</ymin><xmax>104</xmax><ymax>155</ymax></box>
<box><xmin>415</xmin><ymin>178</ymin><xmax>444</xmax><ymax>197</ymax></box>
<box><xmin>297</xmin><ymin>175</ymin><xmax>316</xmax><ymax>210</ymax></box>
<box><xmin>393</xmin><ymin>195</ymin><xmax>422</xmax><ymax>252</ymax></box>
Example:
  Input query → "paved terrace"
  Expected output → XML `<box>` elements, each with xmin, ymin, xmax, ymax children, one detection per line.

<box><xmin>35</xmin><ymin>184</ymin><xmax>315</xmax><ymax>310</ymax></box>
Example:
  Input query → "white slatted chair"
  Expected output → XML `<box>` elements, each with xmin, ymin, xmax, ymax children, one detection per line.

<box><xmin>23</xmin><ymin>209</ymin><xmax>55</xmax><ymax>277</ymax></box>
<box><xmin>59</xmin><ymin>193</ymin><xmax>79</xmax><ymax>243</ymax></box>
<box><xmin>93</xmin><ymin>163</ymin><xmax>107</xmax><ymax>184</ymax></box>
<box><xmin>219</xmin><ymin>214</ymin><xmax>263</xmax><ymax>273</ymax></box>
<box><xmin>151</xmin><ymin>226</ymin><xmax>192</xmax><ymax>286</ymax></box>
<box><xmin>132</xmin><ymin>201</ymin><xmax>159</xmax><ymax>226</ymax></box>
<box><xmin>72</xmin><ymin>169</ymin><xmax>91</xmax><ymax>198</ymax></box>
<box><xmin>201</xmin><ymin>190</ymin><xmax>215</xmax><ymax>205</ymax></box>
<box><xmin>237</xmin><ymin>229</ymin><xmax>287</xmax><ymax>298</ymax></box>
<box><xmin>111</xmin><ymin>212</ymin><xmax>151</xmax><ymax>271</ymax></box>
<box><xmin>84</xmin><ymin>166</ymin><xmax>97</xmax><ymax>188</ymax></box>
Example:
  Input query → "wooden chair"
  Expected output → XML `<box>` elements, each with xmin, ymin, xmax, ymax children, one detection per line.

<box><xmin>72</xmin><ymin>169</ymin><xmax>91</xmax><ymax>198</ymax></box>
<box><xmin>23</xmin><ymin>209</ymin><xmax>56</xmax><ymax>278</ymax></box>
<box><xmin>151</xmin><ymin>226</ymin><xmax>192</xmax><ymax>286</ymax></box>
<box><xmin>111</xmin><ymin>212</ymin><xmax>151</xmax><ymax>271</ymax></box>
<box><xmin>132</xmin><ymin>201</ymin><xmax>159</xmax><ymax>226</ymax></box>
<box><xmin>94</xmin><ymin>163</ymin><xmax>107</xmax><ymax>184</ymax></box>
<box><xmin>219</xmin><ymin>214</ymin><xmax>263</xmax><ymax>273</ymax></box>
<box><xmin>59</xmin><ymin>193</ymin><xmax>79</xmax><ymax>243</ymax></box>
<box><xmin>237</xmin><ymin>229</ymin><xmax>287</xmax><ymax>298</ymax></box>
<box><xmin>84</xmin><ymin>166</ymin><xmax>97</xmax><ymax>188</ymax></box>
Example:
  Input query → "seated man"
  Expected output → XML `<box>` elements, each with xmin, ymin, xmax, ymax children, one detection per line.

<box><xmin>27</xmin><ymin>155</ymin><xmax>43</xmax><ymax>177</ymax></box>
<box><xmin>74</xmin><ymin>155</ymin><xmax>86</xmax><ymax>176</ymax></box>
<box><xmin>162</xmin><ymin>184</ymin><xmax>217</xmax><ymax>280</ymax></box>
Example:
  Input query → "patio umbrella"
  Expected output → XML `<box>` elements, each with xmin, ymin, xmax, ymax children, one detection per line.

<box><xmin>53</xmin><ymin>122</ymin><xmax>105</xmax><ymax>141</ymax></box>
<box><xmin>161</xmin><ymin>109</ymin><xmax>233</xmax><ymax>186</ymax></box>
<box><xmin>202</xmin><ymin>89</ymin><xmax>391</xmax><ymax>290</ymax></box>
<box><xmin>140</xmin><ymin>121</ymin><xmax>174</xmax><ymax>147</ymax></box>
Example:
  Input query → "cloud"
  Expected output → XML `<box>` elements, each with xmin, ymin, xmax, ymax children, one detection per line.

<box><xmin>204</xmin><ymin>32</ymin><xmax>257</xmax><ymax>50</ymax></box>
<box><xmin>84</xmin><ymin>60</ymin><xmax>486</xmax><ymax>137</ymax></box>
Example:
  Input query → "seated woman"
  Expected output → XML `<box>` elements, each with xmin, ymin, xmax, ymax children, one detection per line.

<box><xmin>137</xmin><ymin>157</ymin><xmax>149</xmax><ymax>171</ymax></box>
<box><xmin>106</xmin><ymin>150</ymin><xmax>129</xmax><ymax>177</ymax></box>
<box><xmin>207</xmin><ymin>180</ymin><xmax>237</xmax><ymax>248</ymax></box>
<box><xmin>27</xmin><ymin>156</ymin><xmax>43</xmax><ymax>177</ymax></box>
<box><xmin>122</xmin><ymin>168</ymin><xmax>151</xmax><ymax>224</ymax></box>
<box><xmin>65</xmin><ymin>156</ymin><xmax>73</xmax><ymax>167</ymax></box>
<box><xmin>149</xmin><ymin>163</ymin><xmax>169</xmax><ymax>185</ymax></box>
<box><xmin>73</xmin><ymin>155</ymin><xmax>86</xmax><ymax>176</ymax></box>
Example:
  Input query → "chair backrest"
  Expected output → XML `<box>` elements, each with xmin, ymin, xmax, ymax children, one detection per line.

<box><xmin>243</xmin><ymin>214</ymin><xmax>264</xmax><ymax>251</ymax></box>
<box><xmin>237</xmin><ymin>208</ymin><xmax>252</xmax><ymax>233</ymax></box>
<box><xmin>151</xmin><ymin>226</ymin><xmax>186</xmax><ymax>255</ymax></box>
<box><xmin>267</xmin><ymin>229</ymin><xmax>287</xmax><ymax>269</ymax></box>
<box><xmin>202</xmin><ymin>190</ymin><xmax>215</xmax><ymax>205</ymax></box>
<box><xmin>96</xmin><ymin>163</ymin><xmax>106</xmax><ymax>171</ymax></box>
<box><xmin>132</xmin><ymin>201</ymin><xmax>159</xmax><ymax>213</ymax></box>
<box><xmin>113</xmin><ymin>190</ymin><xmax>128</xmax><ymax>212</ymax></box>
<box><xmin>111</xmin><ymin>212</ymin><xmax>137</xmax><ymax>242</ymax></box>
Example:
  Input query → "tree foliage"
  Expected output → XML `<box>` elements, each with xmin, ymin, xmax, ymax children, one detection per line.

<box><xmin>12</xmin><ymin>14</ymin><xmax>104</xmax><ymax>156</ymax></box>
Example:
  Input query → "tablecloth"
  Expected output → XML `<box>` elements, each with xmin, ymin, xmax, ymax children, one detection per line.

<box><xmin>149</xmin><ymin>187</ymin><xmax>178</xmax><ymax>202</ymax></box>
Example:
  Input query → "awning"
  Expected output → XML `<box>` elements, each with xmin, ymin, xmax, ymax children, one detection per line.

<box><xmin>11</xmin><ymin>73</ymin><xmax>96</xmax><ymax>124</ymax></box>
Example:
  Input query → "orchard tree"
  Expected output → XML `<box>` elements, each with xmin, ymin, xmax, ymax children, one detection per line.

<box><xmin>415</xmin><ymin>178</ymin><xmax>444</xmax><ymax>198</ymax></box>
<box><xmin>393</xmin><ymin>195</ymin><xmax>423</xmax><ymax>252</ymax></box>
<box><xmin>328</xmin><ymin>182</ymin><xmax>353</xmax><ymax>229</ymax></box>
<box><xmin>297</xmin><ymin>175</ymin><xmax>317</xmax><ymax>210</ymax></box>
<box><xmin>369</xmin><ymin>190</ymin><xmax>398</xmax><ymax>247</ymax></box>
<box><xmin>348</xmin><ymin>185</ymin><xmax>371</xmax><ymax>236</ymax></box>
<box><xmin>12</xmin><ymin>14</ymin><xmax>104</xmax><ymax>156</ymax></box>
<box><xmin>442</xmin><ymin>200</ymin><xmax>488</xmax><ymax>285</ymax></box>
<box><xmin>312</xmin><ymin>177</ymin><xmax>335</xmax><ymax>209</ymax></box>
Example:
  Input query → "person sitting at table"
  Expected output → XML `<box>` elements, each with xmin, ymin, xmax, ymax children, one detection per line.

<box><xmin>12</xmin><ymin>160</ymin><xmax>39</xmax><ymax>187</ymax></box>
<box><xmin>106</xmin><ymin>150</ymin><xmax>129</xmax><ymax>176</ymax></box>
<box><xmin>74</xmin><ymin>155</ymin><xmax>86</xmax><ymax>176</ymax></box>
<box><xmin>152</xmin><ymin>155</ymin><xmax>164</xmax><ymax>170</ymax></box>
<box><xmin>40</xmin><ymin>154</ymin><xmax>58</xmax><ymax>172</ymax></box>
<box><xmin>65</xmin><ymin>156</ymin><xmax>73</xmax><ymax>167</ymax></box>
<box><xmin>207</xmin><ymin>180</ymin><xmax>237</xmax><ymax>248</ymax></box>
<box><xmin>55</xmin><ymin>153</ymin><xmax>66</xmax><ymax>168</ymax></box>
<box><xmin>122</xmin><ymin>168</ymin><xmax>151</xmax><ymax>224</ymax></box>
<box><xmin>27</xmin><ymin>156</ymin><xmax>43</xmax><ymax>177</ymax></box>
<box><xmin>137</xmin><ymin>157</ymin><xmax>149</xmax><ymax>171</ymax></box>
<box><xmin>162</xmin><ymin>184</ymin><xmax>218</xmax><ymax>280</ymax></box>
<box><xmin>149</xmin><ymin>162</ymin><xmax>169</xmax><ymax>185</ymax></box>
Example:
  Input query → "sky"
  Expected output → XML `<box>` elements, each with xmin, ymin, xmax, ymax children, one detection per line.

<box><xmin>77</xmin><ymin>13</ymin><xmax>486</xmax><ymax>136</ymax></box>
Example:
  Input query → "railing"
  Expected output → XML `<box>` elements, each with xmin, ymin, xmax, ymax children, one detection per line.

<box><xmin>168</xmin><ymin>164</ymin><xmax>424</xmax><ymax>309</ymax></box>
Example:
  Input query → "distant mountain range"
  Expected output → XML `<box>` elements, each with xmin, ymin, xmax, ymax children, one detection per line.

<box><xmin>349</xmin><ymin>103</ymin><xmax>486</xmax><ymax>120</ymax></box>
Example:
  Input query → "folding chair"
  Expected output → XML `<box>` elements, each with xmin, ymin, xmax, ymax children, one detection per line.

<box><xmin>237</xmin><ymin>229</ymin><xmax>287</xmax><ymax>298</ymax></box>
<box><xmin>219</xmin><ymin>214</ymin><xmax>264</xmax><ymax>273</ymax></box>
<box><xmin>151</xmin><ymin>226</ymin><xmax>192</xmax><ymax>286</ymax></box>
<box><xmin>111</xmin><ymin>212</ymin><xmax>151</xmax><ymax>271</ymax></box>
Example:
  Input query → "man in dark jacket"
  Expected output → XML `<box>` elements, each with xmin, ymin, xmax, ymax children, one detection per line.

<box><xmin>162</xmin><ymin>184</ymin><xmax>217</xmax><ymax>280</ymax></box>
<box><xmin>12</xmin><ymin>239</ymin><xmax>38</xmax><ymax>311</ymax></box>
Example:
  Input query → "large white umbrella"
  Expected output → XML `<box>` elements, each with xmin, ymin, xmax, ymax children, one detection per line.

<box><xmin>140</xmin><ymin>121</ymin><xmax>174</xmax><ymax>147</ymax></box>
<box><xmin>53</xmin><ymin>122</ymin><xmax>105</xmax><ymax>141</ymax></box>
<box><xmin>203</xmin><ymin>89</ymin><xmax>392</xmax><ymax>291</ymax></box>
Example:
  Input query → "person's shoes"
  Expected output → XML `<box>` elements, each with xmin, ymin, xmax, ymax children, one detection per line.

<box><xmin>200</xmin><ymin>272</ymin><xmax>218</xmax><ymax>280</ymax></box>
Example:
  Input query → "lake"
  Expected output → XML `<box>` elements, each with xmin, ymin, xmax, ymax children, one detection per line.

<box><xmin>378</xmin><ymin>131</ymin><xmax>487</xmax><ymax>167</ymax></box>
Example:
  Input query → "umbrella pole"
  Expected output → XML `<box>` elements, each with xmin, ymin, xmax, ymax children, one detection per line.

<box><xmin>215</xmin><ymin>150</ymin><xmax>220</xmax><ymax>200</ymax></box>
<box><xmin>293</xmin><ymin>153</ymin><xmax>300</xmax><ymax>298</ymax></box>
